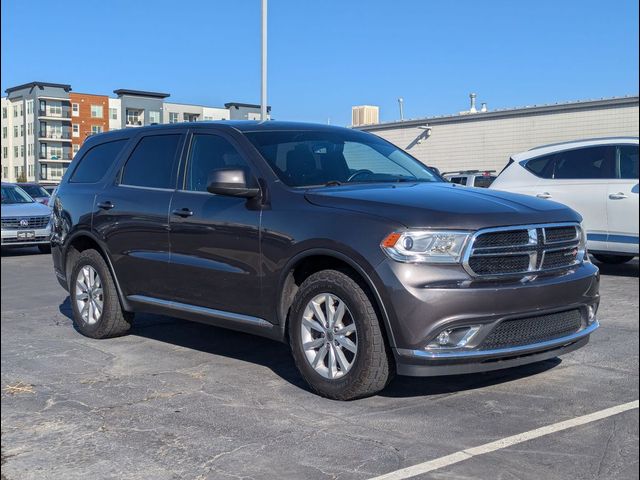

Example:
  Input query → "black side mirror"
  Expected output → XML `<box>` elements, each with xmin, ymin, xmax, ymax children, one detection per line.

<box><xmin>206</xmin><ymin>168</ymin><xmax>260</xmax><ymax>198</ymax></box>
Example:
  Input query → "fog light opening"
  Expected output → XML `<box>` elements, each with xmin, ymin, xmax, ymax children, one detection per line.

<box><xmin>427</xmin><ymin>325</ymin><xmax>481</xmax><ymax>350</ymax></box>
<box><xmin>587</xmin><ymin>304</ymin><xmax>598</xmax><ymax>324</ymax></box>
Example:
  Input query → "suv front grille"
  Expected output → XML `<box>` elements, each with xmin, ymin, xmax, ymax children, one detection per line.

<box><xmin>465</xmin><ymin>223</ymin><xmax>583</xmax><ymax>277</ymax></box>
<box><xmin>479</xmin><ymin>309</ymin><xmax>584</xmax><ymax>350</ymax></box>
<box><xmin>1</xmin><ymin>216</ymin><xmax>50</xmax><ymax>229</ymax></box>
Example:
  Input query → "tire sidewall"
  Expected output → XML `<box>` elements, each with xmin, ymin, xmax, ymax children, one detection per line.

<box><xmin>289</xmin><ymin>272</ymin><xmax>378</xmax><ymax>396</ymax></box>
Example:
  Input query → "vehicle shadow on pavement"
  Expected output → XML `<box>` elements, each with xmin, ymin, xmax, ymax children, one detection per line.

<box><xmin>591</xmin><ymin>259</ymin><xmax>639</xmax><ymax>278</ymax></box>
<box><xmin>59</xmin><ymin>297</ymin><xmax>565</xmax><ymax>400</ymax></box>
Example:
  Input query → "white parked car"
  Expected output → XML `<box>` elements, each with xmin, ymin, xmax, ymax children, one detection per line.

<box><xmin>443</xmin><ymin>170</ymin><xmax>497</xmax><ymax>188</ymax></box>
<box><xmin>491</xmin><ymin>137</ymin><xmax>639</xmax><ymax>264</ymax></box>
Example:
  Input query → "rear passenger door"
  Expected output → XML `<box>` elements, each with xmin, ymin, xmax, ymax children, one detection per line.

<box><xmin>168</xmin><ymin>130</ymin><xmax>262</xmax><ymax>318</ymax></box>
<box><xmin>535</xmin><ymin>146</ymin><xmax>615</xmax><ymax>253</ymax></box>
<box><xmin>606</xmin><ymin>144</ymin><xmax>639</xmax><ymax>252</ymax></box>
<box><xmin>93</xmin><ymin>131</ymin><xmax>185</xmax><ymax>300</ymax></box>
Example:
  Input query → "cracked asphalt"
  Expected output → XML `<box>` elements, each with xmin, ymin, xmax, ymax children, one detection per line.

<box><xmin>1</xmin><ymin>248</ymin><xmax>638</xmax><ymax>480</ymax></box>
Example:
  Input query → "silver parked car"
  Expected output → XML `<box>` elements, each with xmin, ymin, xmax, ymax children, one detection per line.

<box><xmin>1</xmin><ymin>183</ymin><xmax>52</xmax><ymax>253</ymax></box>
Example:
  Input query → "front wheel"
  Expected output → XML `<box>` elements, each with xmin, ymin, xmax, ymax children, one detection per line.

<box><xmin>288</xmin><ymin>269</ymin><xmax>392</xmax><ymax>400</ymax></box>
<box><xmin>592</xmin><ymin>254</ymin><xmax>636</xmax><ymax>265</ymax></box>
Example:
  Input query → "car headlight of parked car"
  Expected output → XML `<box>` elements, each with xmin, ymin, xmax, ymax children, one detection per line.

<box><xmin>381</xmin><ymin>230</ymin><xmax>471</xmax><ymax>263</ymax></box>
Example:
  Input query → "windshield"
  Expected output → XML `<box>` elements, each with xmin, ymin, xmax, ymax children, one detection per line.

<box><xmin>19</xmin><ymin>184</ymin><xmax>49</xmax><ymax>198</ymax></box>
<box><xmin>1</xmin><ymin>185</ymin><xmax>35</xmax><ymax>204</ymax></box>
<box><xmin>245</xmin><ymin>130</ymin><xmax>441</xmax><ymax>187</ymax></box>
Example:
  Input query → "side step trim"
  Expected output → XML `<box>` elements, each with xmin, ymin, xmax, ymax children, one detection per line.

<box><xmin>127</xmin><ymin>294</ymin><xmax>275</xmax><ymax>331</ymax></box>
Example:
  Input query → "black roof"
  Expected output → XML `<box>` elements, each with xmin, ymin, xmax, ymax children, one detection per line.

<box><xmin>113</xmin><ymin>89</ymin><xmax>170</xmax><ymax>99</ymax></box>
<box><xmin>224</xmin><ymin>102</ymin><xmax>272</xmax><ymax>112</ymax></box>
<box><xmin>5</xmin><ymin>81</ymin><xmax>72</xmax><ymax>94</ymax></box>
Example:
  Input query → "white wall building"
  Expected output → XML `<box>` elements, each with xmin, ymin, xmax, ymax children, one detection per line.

<box><xmin>358</xmin><ymin>96</ymin><xmax>640</xmax><ymax>173</ymax></box>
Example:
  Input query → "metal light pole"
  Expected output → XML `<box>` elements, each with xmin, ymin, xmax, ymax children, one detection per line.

<box><xmin>261</xmin><ymin>0</ymin><xmax>268</xmax><ymax>121</ymax></box>
<box><xmin>398</xmin><ymin>97</ymin><xmax>404</xmax><ymax>121</ymax></box>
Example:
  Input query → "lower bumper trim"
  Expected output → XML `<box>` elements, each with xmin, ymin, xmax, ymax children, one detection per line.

<box><xmin>396</xmin><ymin>320</ymin><xmax>599</xmax><ymax>360</ymax></box>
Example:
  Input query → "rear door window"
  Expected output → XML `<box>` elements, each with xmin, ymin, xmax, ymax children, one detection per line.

<box><xmin>473</xmin><ymin>175</ymin><xmax>496</xmax><ymax>188</ymax></box>
<box><xmin>70</xmin><ymin>139</ymin><xmax>128</xmax><ymax>183</ymax></box>
<box><xmin>617</xmin><ymin>145</ymin><xmax>639</xmax><ymax>179</ymax></box>
<box><xmin>121</xmin><ymin>134</ymin><xmax>183</xmax><ymax>189</ymax></box>
<box><xmin>553</xmin><ymin>146</ymin><xmax>616</xmax><ymax>179</ymax></box>
<box><xmin>449</xmin><ymin>177</ymin><xmax>467</xmax><ymax>185</ymax></box>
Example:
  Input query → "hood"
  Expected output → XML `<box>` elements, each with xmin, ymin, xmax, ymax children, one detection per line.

<box><xmin>1</xmin><ymin>201</ymin><xmax>52</xmax><ymax>218</ymax></box>
<box><xmin>304</xmin><ymin>182</ymin><xmax>581</xmax><ymax>230</ymax></box>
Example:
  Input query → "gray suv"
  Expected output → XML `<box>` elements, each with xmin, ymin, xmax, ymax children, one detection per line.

<box><xmin>51</xmin><ymin>122</ymin><xmax>600</xmax><ymax>400</ymax></box>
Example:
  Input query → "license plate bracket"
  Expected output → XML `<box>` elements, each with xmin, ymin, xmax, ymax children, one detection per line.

<box><xmin>17</xmin><ymin>230</ymin><xmax>36</xmax><ymax>240</ymax></box>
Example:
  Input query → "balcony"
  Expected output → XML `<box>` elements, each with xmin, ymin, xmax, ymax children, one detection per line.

<box><xmin>38</xmin><ymin>110</ymin><xmax>72</xmax><ymax>119</ymax></box>
<box><xmin>39</xmin><ymin>152</ymin><xmax>72</xmax><ymax>161</ymax></box>
<box><xmin>39</xmin><ymin>131</ymin><xmax>72</xmax><ymax>141</ymax></box>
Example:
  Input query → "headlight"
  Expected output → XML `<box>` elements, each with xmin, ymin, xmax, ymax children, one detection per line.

<box><xmin>381</xmin><ymin>230</ymin><xmax>471</xmax><ymax>263</ymax></box>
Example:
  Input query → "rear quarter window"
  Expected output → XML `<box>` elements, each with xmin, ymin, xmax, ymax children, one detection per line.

<box><xmin>524</xmin><ymin>154</ymin><xmax>555</xmax><ymax>178</ymax></box>
<box><xmin>70</xmin><ymin>139</ymin><xmax>128</xmax><ymax>183</ymax></box>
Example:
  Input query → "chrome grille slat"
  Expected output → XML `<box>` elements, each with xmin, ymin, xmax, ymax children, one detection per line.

<box><xmin>464</xmin><ymin>223</ymin><xmax>583</xmax><ymax>277</ymax></box>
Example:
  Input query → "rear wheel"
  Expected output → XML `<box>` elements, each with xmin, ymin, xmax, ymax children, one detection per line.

<box><xmin>592</xmin><ymin>254</ymin><xmax>635</xmax><ymax>265</ymax></box>
<box><xmin>289</xmin><ymin>269</ymin><xmax>391</xmax><ymax>400</ymax></box>
<box><xmin>69</xmin><ymin>249</ymin><xmax>133</xmax><ymax>338</ymax></box>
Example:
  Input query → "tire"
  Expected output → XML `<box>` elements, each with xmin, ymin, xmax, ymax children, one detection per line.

<box><xmin>592</xmin><ymin>254</ymin><xmax>635</xmax><ymax>265</ymax></box>
<box><xmin>288</xmin><ymin>269</ymin><xmax>392</xmax><ymax>400</ymax></box>
<box><xmin>69</xmin><ymin>249</ymin><xmax>133</xmax><ymax>339</ymax></box>
<box><xmin>38</xmin><ymin>244</ymin><xmax>51</xmax><ymax>254</ymax></box>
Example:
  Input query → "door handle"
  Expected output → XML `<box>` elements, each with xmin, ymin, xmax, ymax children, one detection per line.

<box><xmin>536</xmin><ymin>192</ymin><xmax>552</xmax><ymax>199</ymax></box>
<box><xmin>609</xmin><ymin>192</ymin><xmax>628</xmax><ymax>200</ymax></box>
<box><xmin>97</xmin><ymin>201</ymin><xmax>115</xmax><ymax>210</ymax></box>
<box><xmin>172</xmin><ymin>208</ymin><xmax>194</xmax><ymax>218</ymax></box>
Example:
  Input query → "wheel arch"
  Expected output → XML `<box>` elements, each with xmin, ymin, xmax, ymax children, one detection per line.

<box><xmin>276</xmin><ymin>248</ymin><xmax>397</xmax><ymax>348</ymax></box>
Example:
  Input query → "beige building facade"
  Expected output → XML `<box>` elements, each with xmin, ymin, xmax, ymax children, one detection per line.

<box><xmin>358</xmin><ymin>96</ymin><xmax>639</xmax><ymax>173</ymax></box>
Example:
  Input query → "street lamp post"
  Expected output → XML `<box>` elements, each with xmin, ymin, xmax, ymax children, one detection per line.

<box><xmin>261</xmin><ymin>0</ymin><xmax>268</xmax><ymax>121</ymax></box>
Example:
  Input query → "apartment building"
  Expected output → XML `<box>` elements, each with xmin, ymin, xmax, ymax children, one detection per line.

<box><xmin>69</xmin><ymin>92</ymin><xmax>110</xmax><ymax>158</ymax></box>
<box><xmin>2</xmin><ymin>81</ymin><xmax>269</xmax><ymax>184</ymax></box>
<box><xmin>1</xmin><ymin>81</ymin><xmax>73</xmax><ymax>185</ymax></box>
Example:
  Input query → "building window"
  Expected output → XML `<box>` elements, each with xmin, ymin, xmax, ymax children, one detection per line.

<box><xmin>126</xmin><ymin>109</ymin><xmax>143</xmax><ymax>126</ymax></box>
<box><xmin>13</xmin><ymin>126</ymin><xmax>18</xmax><ymax>138</ymax></box>
<box><xmin>19</xmin><ymin>104</ymin><xmax>23</xmax><ymax>116</ymax></box>
<box><xmin>19</xmin><ymin>125</ymin><xmax>24</xmax><ymax>137</ymax></box>
<box><xmin>91</xmin><ymin>125</ymin><xmax>103</xmax><ymax>135</ymax></box>
<box><xmin>149</xmin><ymin>111</ymin><xmax>161</xmax><ymax>124</ymax></box>
<box><xmin>109</xmin><ymin>108</ymin><xmax>118</xmax><ymax>120</ymax></box>
<box><xmin>73</xmin><ymin>144</ymin><xmax>80</xmax><ymax>156</ymax></box>
<box><xmin>40</xmin><ymin>164</ymin><xmax>48</xmax><ymax>180</ymax></box>
<box><xmin>2</xmin><ymin>107</ymin><xmax>6</xmax><ymax>118</ymax></box>
<box><xmin>27</xmin><ymin>123</ymin><xmax>33</xmax><ymax>135</ymax></box>
<box><xmin>72</xmin><ymin>124</ymin><xmax>80</xmax><ymax>137</ymax></box>
<box><xmin>169</xmin><ymin>112</ymin><xmax>179</xmax><ymax>124</ymax></box>
<box><xmin>13</xmin><ymin>105</ymin><xmax>18</xmax><ymax>117</ymax></box>
<box><xmin>3</xmin><ymin>167</ymin><xmax>7</xmax><ymax>178</ymax></box>
<box><xmin>14</xmin><ymin>166</ymin><xmax>19</xmax><ymax>178</ymax></box>
<box><xmin>90</xmin><ymin>105</ymin><xmax>104</xmax><ymax>118</ymax></box>
<box><xmin>14</xmin><ymin>146</ymin><xmax>18</xmax><ymax>157</ymax></box>
<box><xmin>49</xmin><ymin>104</ymin><xmax>62</xmax><ymax>116</ymax></box>
<box><xmin>2</xmin><ymin>147</ymin><xmax>7</xmax><ymax>159</ymax></box>
<box><xmin>72</xmin><ymin>103</ymin><xmax>80</xmax><ymax>116</ymax></box>
<box><xmin>28</xmin><ymin>144</ymin><xmax>33</xmax><ymax>156</ymax></box>
<box><xmin>20</xmin><ymin>145</ymin><xmax>24</xmax><ymax>157</ymax></box>
<box><xmin>27</xmin><ymin>100</ymin><xmax>33</xmax><ymax>114</ymax></box>
<box><xmin>2</xmin><ymin>127</ymin><xmax>6</xmax><ymax>139</ymax></box>
<box><xmin>28</xmin><ymin>164</ymin><xmax>34</xmax><ymax>177</ymax></box>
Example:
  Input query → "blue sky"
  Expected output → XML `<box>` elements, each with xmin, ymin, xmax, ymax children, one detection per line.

<box><xmin>1</xmin><ymin>0</ymin><xmax>638</xmax><ymax>126</ymax></box>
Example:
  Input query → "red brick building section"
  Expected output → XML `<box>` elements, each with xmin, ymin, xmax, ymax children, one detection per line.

<box><xmin>69</xmin><ymin>93</ymin><xmax>109</xmax><ymax>157</ymax></box>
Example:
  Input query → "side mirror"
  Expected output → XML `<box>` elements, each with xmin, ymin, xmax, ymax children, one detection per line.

<box><xmin>206</xmin><ymin>168</ymin><xmax>260</xmax><ymax>198</ymax></box>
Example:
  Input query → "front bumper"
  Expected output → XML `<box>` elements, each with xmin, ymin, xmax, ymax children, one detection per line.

<box><xmin>375</xmin><ymin>259</ymin><xmax>600</xmax><ymax>376</ymax></box>
<box><xmin>1</xmin><ymin>227</ymin><xmax>51</xmax><ymax>246</ymax></box>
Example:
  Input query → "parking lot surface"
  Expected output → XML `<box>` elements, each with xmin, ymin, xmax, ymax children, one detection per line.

<box><xmin>1</xmin><ymin>248</ymin><xmax>638</xmax><ymax>480</ymax></box>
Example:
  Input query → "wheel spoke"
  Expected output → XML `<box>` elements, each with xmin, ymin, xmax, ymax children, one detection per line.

<box><xmin>93</xmin><ymin>299</ymin><xmax>103</xmax><ymax>316</ymax></box>
<box><xmin>312</xmin><ymin>344</ymin><xmax>328</xmax><ymax>368</ymax></box>
<box><xmin>325</xmin><ymin>294</ymin><xmax>335</xmax><ymax>327</ymax></box>
<box><xmin>310</xmin><ymin>301</ymin><xmax>327</xmax><ymax>327</ymax></box>
<box><xmin>335</xmin><ymin>323</ymin><xmax>356</xmax><ymax>336</ymax></box>
<box><xmin>80</xmin><ymin>301</ymin><xmax>89</xmax><ymax>321</ymax></box>
<box><xmin>303</xmin><ymin>338</ymin><xmax>325</xmax><ymax>351</ymax></box>
<box><xmin>76</xmin><ymin>292</ymin><xmax>89</xmax><ymax>301</ymax></box>
<box><xmin>336</xmin><ymin>335</ymin><xmax>357</xmax><ymax>354</ymax></box>
<box><xmin>302</xmin><ymin>317</ymin><xmax>325</xmax><ymax>333</ymax></box>
<box><xmin>333</xmin><ymin>300</ymin><xmax>346</xmax><ymax>327</ymax></box>
<box><xmin>334</xmin><ymin>344</ymin><xmax>351</xmax><ymax>372</ymax></box>
<box><xmin>327</xmin><ymin>345</ymin><xmax>337</xmax><ymax>379</ymax></box>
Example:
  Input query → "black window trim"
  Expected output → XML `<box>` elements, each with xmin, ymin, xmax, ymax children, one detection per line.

<box><xmin>117</xmin><ymin>131</ymin><xmax>187</xmax><ymax>192</ymax></box>
<box><xmin>521</xmin><ymin>144</ymin><xmax>618</xmax><ymax>180</ymax></box>
<box><xmin>615</xmin><ymin>144</ymin><xmax>639</xmax><ymax>180</ymax></box>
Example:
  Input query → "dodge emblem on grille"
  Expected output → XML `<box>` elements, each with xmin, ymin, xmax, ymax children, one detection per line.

<box><xmin>19</xmin><ymin>219</ymin><xmax>29</xmax><ymax>228</ymax></box>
